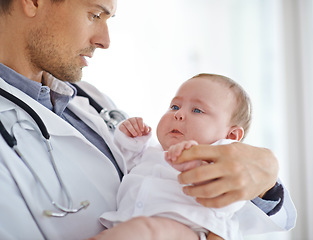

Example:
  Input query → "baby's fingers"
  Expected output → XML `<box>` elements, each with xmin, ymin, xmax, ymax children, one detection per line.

<box><xmin>120</xmin><ymin>117</ymin><xmax>151</xmax><ymax>137</ymax></box>
<box><xmin>132</xmin><ymin>117</ymin><xmax>151</xmax><ymax>136</ymax></box>
<box><xmin>167</xmin><ymin>143</ymin><xmax>185</xmax><ymax>161</ymax></box>
<box><xmin>120</xmin><ymin>118</ymin><xmax>142</xmax><ymax>137</ymax></box>
<box><xmin>143</xmin><ymin>125</ymin><xmax>152</xmax><ymax>135</ymax></box>
<box><xmin>184</xmin><ymin>140</ymin><xmax>198</xmax><ymax>150</ymax></box>
<box><xmin>167</xmin><ymin>140</ymin><xmax>199</xmax><ymax>161</ymax></box>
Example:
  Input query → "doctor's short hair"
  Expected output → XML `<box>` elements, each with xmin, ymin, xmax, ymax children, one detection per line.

<box><xmin>0</xmin><ymin>0</ymin><xmax>65</xmax><ymax>14</ymax></box>
<box><xmin>191</xmin><ymin>73</ymin><xmax>252</xmax><ymax>140</ymax></box>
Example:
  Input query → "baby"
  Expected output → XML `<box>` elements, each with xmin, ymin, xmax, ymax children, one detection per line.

<box><xmin>100</xmin><ymin>73</ymin><xmax>252</xmax><ymax>240</ymax></box>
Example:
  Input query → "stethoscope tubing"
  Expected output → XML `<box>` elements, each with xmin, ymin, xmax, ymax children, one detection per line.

<box><xmin>1</xmin><ymin>157</ymin><xmax>48</xmax><ymax>240</ymax></box>
<box><xmin>0</xmin><ymin>87</ymin><xmax>89</xmax><ymax>218</ymax></box>
<box><xmin>0</xmin><ymin>88</ymin><xmax>50</xmax><ymax>139</ymax></box>
<box><xmin>72</xmin><ymin>83</ymin><xmax>127</xmax><ymax>130</ymax></box>
<box><xmin>72</xmin><ymin>83</ymin><xmax>103</xmax><ymax>113</ymax></box>
<box><xmin>0</xmin><ymin>84</ymin><xmax>125</xmax><ymax>239</ymax></box>
<box><xmin>0</xmin><ymin>83</ymin><xmax>126</xmax><ymax>219</ymax></box>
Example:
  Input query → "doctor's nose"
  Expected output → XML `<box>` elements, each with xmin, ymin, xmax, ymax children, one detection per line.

<box><xmin>174</xmin><ymin>110</ymin><xmax>184</xmax><ymax>121</ymax></box>
<box><xmin>92</xmin><ymin>23</ymin><xmax>110</xmax><ymax>49</ymax></box>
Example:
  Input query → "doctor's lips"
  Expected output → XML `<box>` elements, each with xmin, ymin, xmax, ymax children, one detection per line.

<box><xmin>79</xmin><ymin>54</ymin><xmax>93</xmax><ymax>67</ymax></box>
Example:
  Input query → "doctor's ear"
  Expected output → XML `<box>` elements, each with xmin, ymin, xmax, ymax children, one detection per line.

<box><xmin>226</xmin><ymin>126</ymin><xmax>244</xmax><ymax>142</ymax></box>
<box><xmin>21</xmin><ymin>0</ymin><xmax>39</xmax><ymax>17</ymax></box>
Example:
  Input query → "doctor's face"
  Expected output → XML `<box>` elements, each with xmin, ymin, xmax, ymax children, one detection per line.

<box><xmin>26</xmin><ymin>0</ymin><xmax>117</xmax><ymax>82</ymax></box>
<box><xmin>156</xmin><ymin>76</ymin><xmax>236</xmax><ymax>151</ymax></box>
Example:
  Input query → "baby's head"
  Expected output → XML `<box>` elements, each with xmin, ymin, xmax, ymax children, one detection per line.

<box><xmin>156</xmin><ymin>73</ymin><xmax>251</xmax><ymax>150</ymax></box>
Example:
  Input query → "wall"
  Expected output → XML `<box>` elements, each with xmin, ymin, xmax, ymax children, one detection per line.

<box><xmin>82</xmin><ymin>0</ymin><xmax>313</xmax><ymax>239</ymax></box>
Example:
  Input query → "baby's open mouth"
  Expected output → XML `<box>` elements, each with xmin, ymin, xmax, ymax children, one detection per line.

<box><xmin>170</xmin><ymin>129</ymin><xmax>182</xmax><ymax>134</ymax></box>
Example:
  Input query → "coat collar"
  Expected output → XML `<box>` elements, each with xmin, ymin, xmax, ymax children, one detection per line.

<box><xmin>0</xmin><ymin>77</ymin><xmax>127</xmax><ymax>175</ymax></box>
<box><xmin>0</xmin><ymin>77</ymin><xmax>82</xmax><ymax>138</ymax></box>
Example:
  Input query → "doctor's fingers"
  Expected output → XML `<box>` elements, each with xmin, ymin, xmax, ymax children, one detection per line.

<box><xmin>178</xmin><ymin>160</ymin><xmax>249</xmax><ymax>193</ymax></box>
<box><xmin>177</xmin><ymin>158</ymin><xmax>230</xmax><ymax>185</ymax></box>
<box><xmin>195</xmin><ymin>190</ymin><xmax>245</xmax><ymax>209</ymax></box>
<box><xmin>182</xmin><ymin>178</ymin><xmax>246</xmax><ymax>208</ymax></box>
<box><xmin>180</xmin><ymin>172</ymin><xmax>243</xmax><ymax>198</ymax></box>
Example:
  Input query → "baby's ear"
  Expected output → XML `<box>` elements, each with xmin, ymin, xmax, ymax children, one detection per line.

<box><xmin>226</xmin><ymin>126</ymin><xmax>244</xmax><ymax>141</ymax></box>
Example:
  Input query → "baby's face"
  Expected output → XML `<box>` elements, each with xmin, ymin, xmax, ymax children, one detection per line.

<box><xmin>156</xmin><ymin>76</ymin><xmax>236</xmax><ymax>150</ymax></box>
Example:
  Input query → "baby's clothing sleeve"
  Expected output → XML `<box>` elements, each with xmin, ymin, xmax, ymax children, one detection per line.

<box><xmin>113</xmin><ymin>124</ymin><xmax>152</xmax><ymax>171</ymax></box>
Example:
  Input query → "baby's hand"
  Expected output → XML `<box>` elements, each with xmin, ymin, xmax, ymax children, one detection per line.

<box><xmin>119</xmin><ymin>117</ymin><xmax>151</xmax><ymax>138</ymax></box>
<box><xmin>165</xmin><ymin>140</ymin><xmax>198</xmax><ymax>161</ymax></box>
<box><xmin>165</xmin><ymin>140</ymin><xmax>204</xmax><ymax>172</ymax></box>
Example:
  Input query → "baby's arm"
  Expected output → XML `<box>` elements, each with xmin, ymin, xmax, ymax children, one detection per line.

<box><xmin>113</xmin><ymin>117</ymin><xmax>152</xmax><ymax>170</ymax></box>
<box><xmin>165</xmin><ymin>140</ymin><xmax>207</xmax><ymax>172</ymax></box>
<box><xmin>119</xmin><ymin>117</ymin><xmax>151</xmax><ymax>137</ymax></box>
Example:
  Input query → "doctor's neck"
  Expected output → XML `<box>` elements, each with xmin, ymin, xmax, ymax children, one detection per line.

<box><xmin>0</xmin><ymin>58</ymin><xmax>44</xmax><ymax>84</ymax></box>
<box><xmin>0</xmin><ymin>3</ymin><xmax>44</xmax><ymax>83</ymax></box>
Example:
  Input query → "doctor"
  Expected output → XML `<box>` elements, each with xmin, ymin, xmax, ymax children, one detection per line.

<box><xmin>0</xmin><ymin>0</ymin><xmax>296</xmax><ymax>239</ymax></box>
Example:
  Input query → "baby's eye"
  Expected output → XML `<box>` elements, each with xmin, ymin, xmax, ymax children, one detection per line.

<box><xmin>171</xmin><ymin>105</ymin><xmax>180</xmax><ymax>111</ymax></box>
<box><xmin>193</xmin><ymin>108</ymin><xmax>203</xmax><ymax>113</ymax></box>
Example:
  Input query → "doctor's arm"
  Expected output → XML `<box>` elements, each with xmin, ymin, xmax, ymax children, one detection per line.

<box><xmin>175</xmin><ymin>142</ymin><xmax>296</xmax><ymax>230</ymax></box>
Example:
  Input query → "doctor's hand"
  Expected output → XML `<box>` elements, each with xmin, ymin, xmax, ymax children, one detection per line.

<box><xmin>119</xmin><ymin>117</ymin><xmax>151</xmax><ymax>138</ymax></box>
<box><xmin>175</xmin><ymin>142</ymin><xmax>278</xmax><ymax>208</ymax></box>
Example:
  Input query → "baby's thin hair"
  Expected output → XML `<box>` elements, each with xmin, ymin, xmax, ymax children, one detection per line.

<box><xmin>191</xmin><ymin>73</ymin><xmax>252</xmax><ymax>141</ymax></box>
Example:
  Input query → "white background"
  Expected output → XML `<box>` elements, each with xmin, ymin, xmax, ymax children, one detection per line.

<box><xmin>82</xmin><ymin>1</ymin><xmax>313</xmax><ymax>239</ymax></box>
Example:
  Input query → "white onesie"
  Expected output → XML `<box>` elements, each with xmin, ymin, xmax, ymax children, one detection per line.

<box><xmin>100</xmin><ymin>128</ymin><xmax>245</xmax><ymax>239</ymax></box>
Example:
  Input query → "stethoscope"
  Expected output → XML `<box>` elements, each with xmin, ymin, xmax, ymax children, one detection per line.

<box><xmin>72</xmin><ymin>83</ymin><xmax>127</xmax><ymax>130</ymax></box>
<box><xmin>0</xmin><ymin>87</ymin><xmax>90</xmax><ymax>219</ymax></box>
<box><xmin>0</xmin><ymin>85</ymin><xmax>127</xmax><ymax>217</ymax></box>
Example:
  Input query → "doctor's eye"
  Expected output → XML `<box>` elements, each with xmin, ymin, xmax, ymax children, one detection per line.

<box><xmin>89</xmin><ymin>12</ymin><xmax>102</xmax><ymax>20</ymax></box>
<box><xmin>170</xmin><ymin>105</ymin><xmax>180</xmax><ymax>111</ymax></box>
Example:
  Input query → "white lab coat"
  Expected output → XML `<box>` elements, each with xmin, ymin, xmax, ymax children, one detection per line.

<box><xmin>0</xmin><ymin>77</ymin><xmax>126</xmax><ymax>240</ymax></box>
<box><xmin>0</xmin><ymin>76</ymin><xmax>296</xmax><ymax>240</ymax></box>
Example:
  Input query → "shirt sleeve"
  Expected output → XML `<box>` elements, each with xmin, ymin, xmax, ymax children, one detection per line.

<box><xmin>251</xmin><ymin>182</ymin><xmax>284</xmax><ymax>216</ymax></box>
<box><xmin>249</xmin><ymin>179</ymin><xmax>297</xmax><ymax>232</ymax></box>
